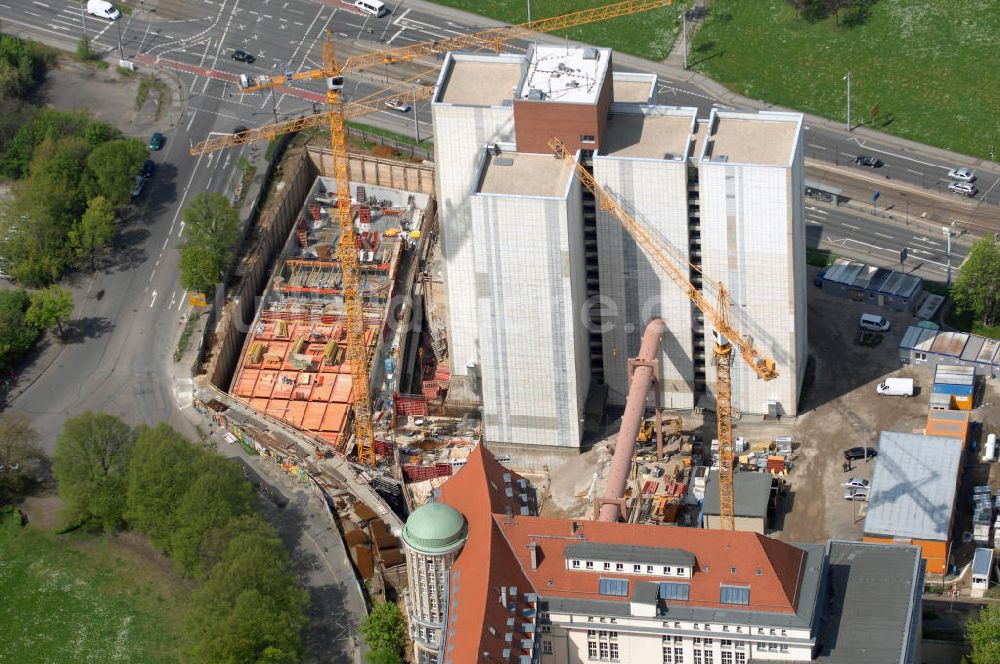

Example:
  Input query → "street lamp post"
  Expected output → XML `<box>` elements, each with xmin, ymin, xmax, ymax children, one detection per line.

<box><xmin>527</xmin><ymin>0</ymin><xmax>532</xmax><ymax>24</ymax></box>
<box><xmin>843</xmin><ymin>71</ymin><xmax>852</xmax><ymax>131</ymax></box>
<box><xmin>943</xmin><ymin>225</ymin><xmax>953</xmax><ymax>288</ymax></box>
<box><xmin>682</xmin><ymin>10</ymin><xmax>688</xmax><ymax>70</ymax></box>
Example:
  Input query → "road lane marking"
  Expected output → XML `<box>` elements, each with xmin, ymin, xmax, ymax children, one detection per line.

<box><xmin>178</xmin><ymin>221</ymin><xmax>185</xmax><ymax>237</ymax></box>
<box><xmin>169</xmin><ymin>290</ymin><xmax>177</xmax><ymax>308</ymax></box>
<box><xmin>33</xmin><ymin>1</ymin><xmax>50</xmax><ymax>7</ymax></box>
<box><xmin>841</xmin><ymin>223</ymin><xmax>859</xmax><ymax>230</ymax></box>
<box><xmin>162</xmin><ymin>236</ymin><xmax>169</xmax><ymax>251</ymax></box>
<box><xmin>874</xmin><ymin>232</ymin><xmax>894</xmax><ymax>239</ymax></box>
<box><xmin>178</xmin><ymin>291</ymin><xmax>188</xmax><ymax>310</ymax></box>
<box><xmin>914</xmin><ymin>236</ymin><xmax>941</xmax><ymax>247</ymax></box>
<box><xmin>806</xmin><ymin>143</ymin><xmax>827</xmax><ymax>150</ymax></box>
<box><xmin>807</xmin><ymin>220</ymin><xmax>823</xmax><ymax>225</ymax></box>
<box><xmin>150</xmin><ymin>290</ymin><xmax>158</xmax><ymax>308</ymax></box>
<box><xmin>906</xmin><ymin>168</ymin><xmax>922</xmax><ymax>175</ymax></box>
<box><xmin>25</xmin><ymin>10</ymin><xmax>40</xmax><ymax>17</ymax></box>
<box><xmin>805</xmin><ymin>206</ymin><xmax>828</xmax><ymax>214</ymax></box>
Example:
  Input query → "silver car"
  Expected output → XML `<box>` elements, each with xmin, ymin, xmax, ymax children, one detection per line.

<box><xmin>842</xmin><ymin>477</ymin><xmax>869</xmax><ymax>489</ymax></box>
<box><xmin>948</xmin><ymin>181</ymin><xmax>977</xmax><ymax>196</ymax></box>
<box><xmin>844</xmin><ymin>487</ymin><xmax>869</xmax><ymax>501</ymax></box>
<box><xmin>947</xmin><ymin>168</ymin><xmax>976</xmax><ymax>182</ymax></box>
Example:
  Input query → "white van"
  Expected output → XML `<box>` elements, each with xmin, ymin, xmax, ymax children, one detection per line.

<box><xmin>353</xmin><ymin>0</ymin><xmax>387</xmax><ymax>17</ymax></box>
<box><xmin>858</xmin><ymin>313</ymin><xmax>890</xmax><ymax>332</ymax></box>
<box><xmin>876</xmin><ymin>377</ymin><xmax>914</xmax><ymax>397</ymax></box>
<box><xmin>86</xmin><ymin>0</ymin><xmax>121</xmax><ymax>20</ymax></box>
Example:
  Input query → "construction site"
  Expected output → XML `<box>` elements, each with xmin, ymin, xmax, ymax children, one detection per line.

<box><xmin>229</xmin><ymin>177</ymin><xmax>431</xmax><ymax>455</ymax></box>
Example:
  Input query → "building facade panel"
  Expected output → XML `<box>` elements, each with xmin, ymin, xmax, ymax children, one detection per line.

<box><xmin>593</xmin><ymin>154</ymin><xmax>694</xmax><ymax>408</ymax></box>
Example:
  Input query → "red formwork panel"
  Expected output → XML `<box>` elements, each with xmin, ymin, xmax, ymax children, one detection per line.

<box><xmin>321</xmin><ymin>403</ymin><xmax>349</xmax><ymax>432</ymax></box>
<box><xmin>291</xmin><ymin>376</ymin><xmax>314</xmax><ymax>401</ymax></box>
<box><xmin>332</xmin><ymin>374</ymin><xmax>353</xmax><ymax>403</ymax></box>
<box><xmin>249</xmin><ymin>397</ymin><xmax>270</xmax><ymax>412</ymax></box>
<box><xmin>272</xmin><ymin>372</ymin><xmax>297</xmax><ymax>399</ymax></box>
<box><xmin>311</xmin><ymin>374</ymin><xmax>335</xmax><ymax>402</ymax></box>
<box><xmin>285</xmin><ymin>401</ymin><xmax>307</xmax><ymax>427</ymax></box>
<box><xmin>252</xmin><ymin>371</ymin><xmax>278</xmax><ymax>398</ymax></box>
<box><xmin>302</xmin><ymin>402</ymin><xmax>326</xmax><ymax>430</ymax></box>
<box><xmin>235</xmin><ymin>369</ymin><xmax>259</xmax><ymax>397</ymax></box>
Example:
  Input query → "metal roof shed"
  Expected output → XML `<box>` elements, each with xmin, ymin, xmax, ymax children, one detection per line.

<box><xmin>899</xmin><ymin>325</ymin><xmax>922</xmax><ymax>350</ymax></box>
<box><xmin>977</xmin><ymin>338</ymin><xmax>1000</xmax><ymax>365</ymax></box>
<box><xmin>961</xmin><ymin>337</ymin><xmax>986</xmax><ymax>363</ymax></box>
<box><xmin>930</xmin><ymin>332</ymin><xmax>970</xmax><ymax>358</ymax></box>
<box><xmin>864</xmin><ymin>431</ymin><xmax>963</xmax><ymax>542</ymax></box>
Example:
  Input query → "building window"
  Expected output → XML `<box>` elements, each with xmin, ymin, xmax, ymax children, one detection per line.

<box><xmin>610</xmin><ymin>642</ymin><xmax>620</xmax><ymax>662</ymax></box>
<box><xmin>721</xmin><ymin>654</ymin><xmax>733</xmax><ymax>664</ymax></box>
<box><xmin>634</xmin><ymin>564</ymin><xmax>642</xmax><ymax>573</ymax></box>
<box><xmin>694</xmin><ymin>638</ymin><xmax>702</xmax><ymax>645</ymax></box>
<box><xmin>588</xmin><ymin>641</ymin><xmax>599</xmax><ymax>658</ymax></box>
<box><xmin>780</xmin><ymin>630</ymin><xmax>787</xmax><ymax>636</ymax></box>
<box><xmin>693</xmin><ymin>651</ymin><xmax>702</xmax><ymax>664</ymax></box>
<box><xmin>598</xmin><ymin>578</ymin><xmax>630</xmax><ymax>597</ymax></box>
<box><xmin>722</xmin><ymin>626</ymin><xmax>730</xmax><ymax>632</ymax></box>
<box><xmin>659</xmin><ymin>582</ymin><xmax>691</xmax><ymax>601</ymax></box>
<box><xmin>780</xmin><ymin>645</ymin><xmax>789</xmax><ymax>653</ymax></box>
<box><xmin>704</xmin><ymin>651</ymin><xmax>713</xmax><ymax>664</ymax></box>
<box><xmin>588</xmin><ymin>630</ymin><xmax>597</xmax><ymax>638</ymax></box>
<box><xmin>572</xmin><ymin>560</ymin><xmax>580</xmax><ymax>569</ymax></box>
<box><xmin>648</xmin><ymin>565</ymin><xmax>655</xmax><ymax>574</ymax></box>
<box><xmin>542</xmin><ymin>640</ymin><xmax>553</xmax><ymax>655</ymax></box>
<box><xmin>719</xmin><ymin>586</ymin><xmax>750</xmax><ymax>606</ymax></box>
<box><xmin>735</xmin><ymin>654</ymin><xmax>745</xmax><ymax>664</ymax></box>
<box><xmin>768</xmin><ymin>643</ymin><xmax>778</xmax><ymax>652</ymax></box>
<box><xmin>704</xmin><ymin>639</ymin><xmax>713</xmax><ymax>646</ymax></box>
<box><xmin>541</xmin><ymin>625</ymin><xmax>551</xmax><ymax>634</ymax></box>
<box><xmin>604</xmin><ymin>562</ymin><xmax>612</xmax><ymax>571</ymax></box>
<box><xmin>704</xmin><ymin>625</ymin><xmax>711</xmax><ymax>632</ymax></box>
<box><xmin>675</xmin><ymin>649</ymin><xmax>684</xmax><ymax>663</ymax></box>
<box><xmin>616</xmin><ymin>563</ymin><xmax>624</xmax><ymax>572</ymax></box>
<box><xmin>609</xmin><ymin>631</ymin><xmax>618</xmax><ymax>640</ymax></box>
<box><xmin>769</xmin><ymin>629</ymin><xmax>776</xmax><ymax>636</ymax></box>
<box><xmin>664</xmin><ymin>566</ymin><xmax>672</xmax><ymax>575</ymax></box>
<box><xmin>586</xmin><ymin>561</ymin><xmax>594</xmax><ymax>570</ymax></box>
<box><xmin>599</xmin><ymin>641</ymin><xmax>609</xmax><ymax>659</ymax></box>
<box><xmin>581</xmin><ymin>135</ymin><xmax>596</xmax><ymax>143</ymax></box>
<box><xmin>721</xmin><ymin>640</ymin><xmax>732</xmax><ymax>647</ymax></box>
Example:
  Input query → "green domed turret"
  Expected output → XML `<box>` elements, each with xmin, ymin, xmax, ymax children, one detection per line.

<box><xmin>402</xmin><ymin>502</ymin><xmax>468</xmax><ymax>554</ymax></box>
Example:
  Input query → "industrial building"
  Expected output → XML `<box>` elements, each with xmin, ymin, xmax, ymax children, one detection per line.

<box><xmin>899</xmin><ymin>325</ymin><xmax>1000</xmax><ymax>378</ymax></box>
<box><xmin>432</xmin><ymin>44</ymin><xmax>807</xmax><ymax>449</ymax></box>
<box><xmin>817</xmin><ymin>258</ymin><xmax>923</xmax><ymax>312</ymax></box>
<box><xmin>701</xmin><ymin>470</ymin><xmax>775</xmax><ymax>533</ymax></box>
<box><xmin>863</xmin><ymin>431</ymin><xmax>964</xmax><ymax>575</ymax></box>
<box><xmin>229</xmin><ymin>177</ymin><xmax>431</xmax><ymax>452</ymax></box>
<box><xmin>401</xmin><ymin>444</ymin><xmax>924</xmax><ymax>664</ymax></box>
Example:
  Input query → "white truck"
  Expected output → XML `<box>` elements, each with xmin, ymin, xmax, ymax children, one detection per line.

<box><xmin>876</xmin><ymin>377</ymin><xmax>914</xmax><ymax>397</ymax></box>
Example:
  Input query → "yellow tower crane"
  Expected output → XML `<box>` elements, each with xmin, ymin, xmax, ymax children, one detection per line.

<box><xmin>548</xmin><ymin>137</ymin><xmax>779</xmax><ymax>531</ymax></box>
<box><xmin>193</xmin><ymin>0</ymin><xmax>674</xmax><ymax>467</ymax></box>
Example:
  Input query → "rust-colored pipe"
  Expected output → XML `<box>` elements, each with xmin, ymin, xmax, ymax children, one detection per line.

<box><xmin>597</xmin><ymin>318</ymin><xmax>666</xmax><ymax>523</ymax></box>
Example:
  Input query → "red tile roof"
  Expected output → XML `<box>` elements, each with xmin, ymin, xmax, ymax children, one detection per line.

<box><xmin>433</xmin><ymin>445</ymin><xmax>808</xmax><ymax>662</ymax></box>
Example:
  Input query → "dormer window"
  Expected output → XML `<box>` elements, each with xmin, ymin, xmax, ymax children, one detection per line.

<box><xmin>604</xmin><ymin>562</ymin><xmax>611</xmax><ymax>571</ymax></box>
<box><xmin>663</xmin><ymin>566</ymin><xmax>671</xmax><ymax>575</ymax></box>
<box><xmin>572</xmin><ymin>560</ymin><xmax>580</xmax><ymax>568</ymax></box>
<box><xmin>586</xmin><ymin>561</ymin><xmax>594</xmax><ymax>570</ymax></box>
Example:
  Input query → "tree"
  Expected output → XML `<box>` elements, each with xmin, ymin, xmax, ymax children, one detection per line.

<box><xmin>967</xmin><ymin>603</ymin><xmax>1000</xmax><ymax>664</ymax></box>
<box><xmin>85</xmin><ymin>138</ymin><xmax>148</xmax><ymax>208</ymax></box>
<box><xmin>365</xmin><ymin>648</ymin><xmax>402</xmax><ymax>664</ymax></box>
<box><xmin>0</xmin><ymin>289</ymin><xmax>39</xmax><ymax>372</ymax></box>
<box><xmin>179</xmin><ymin>243</ymin><xmax>225</xmax><ymax>296</ymax></box>
<box><xmin>52</xmin><ymin>412</ymin><xmax>134</xmax><ymax>531</ymax></box>
<box><xmin>0</xmin><ymin>412</ymin><xmax>44</xmax><ymax>503</ymax></box>
<box><xmin>26</xmin><ymin>285</ymin><xmax>74</xmax><ymax>337</ymax></box>
<box><xmin>167</xmin><ymin>455</ymin><xmax>255</xmax><ymax>577</ymax></box>
<box><xmin>69</xmin><ymin>196</ymin><xmax>114</xmax><ymax>268</ymax></box>
<box><xmin>359</xmin><ymin>602</ymin><xmax>407</xmax><ymax>659</ymax></box>
<box><xmin>125</xmin><ymin>423</ymin><xmax>202</xmax><ymax>547</ymax></box>
<box><xmin>952</xmin><ymin>235</ymin><xmax>1000</xmax><ymax>327</ymax></box>
<box><xmin>186</xmin><ymin>525</ymin><xmax>308</xmax><ymax>663</ymax></box>
<box><xmin>178</xmin><ymin>192</ymin><xmax>239</xmax><ymax>295</ymax></box>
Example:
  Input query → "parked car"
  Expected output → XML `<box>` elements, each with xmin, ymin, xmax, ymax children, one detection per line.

<box><xmin>859</xmin><ymin>313</ymin><xmax>891</xmax><ymax>332</ymax></box>
<box><xmin>149</xmin><ymin>132</ymin><xmax>164</xmax><ymax>151</ymax></box>
<box><xmin>947</xmin><ymin>168</ymin><xmax>976</xmax><ymax>182</ymax></box>
<box><xmin>232</xmin><ymin>126</ymin><xmax>250</xmax><ymax>143</ymax></box>
<box><xmin>842</xmin><ymin>477</ymin><xmax>870</xmax><ymax>489</ymax></box>
<box><xmin>813</xmin><ymin>269</ymin><xmax>826</xmax><ymax>287</ymax></box>
<box><xmin>131</xmin><ymin>175</ymin><xmax>145</xmax><ymax>199</ymax></box>
<box><xmin>140</xmin><ymin>159</ymin><xmax>155</xmax><ymax>178</ymax></box>
<box><xmin>844</xmin><ymin>487</ymin><xmax>869</xmax><ymax>501</ymax></box>
<box><xmin>948</xmin><ymin>182</ymin><xmax>978</xmax><ymax>197</ymax></box>
<box><xmin>853</xmin><ymin>155</ymin><xmax>883</xmax><ymax>168</ymax></box>
<box><xmin>232</xmin><ymin>50</ymin><xmax>256</xmax><ymax>64</ymax></box>
<box><xmin>844</xmin><ymin>447</ymin><xmax>877</xmax><ymax>461</ymax></box>
<box><xmin>384</xmin><ymin>98</ymin><xmax>411</xmax><ymax>113</ymax></box>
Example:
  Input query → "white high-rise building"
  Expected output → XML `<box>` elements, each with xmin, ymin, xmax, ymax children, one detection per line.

<box><xmin>431</xmin><ymin>45</ymin><xmax>806</xmax><ymax>449</ymax></box>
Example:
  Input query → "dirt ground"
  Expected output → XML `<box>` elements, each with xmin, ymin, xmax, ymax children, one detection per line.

<box><xmin>39</xmin><ymin>58</ymin><xmax>174</xmax><ymax>138</ymax></box>
<box><xmin>542</xmin><ymin>263</ymin><xmax>991</xmax><ymax>547</ymax></box>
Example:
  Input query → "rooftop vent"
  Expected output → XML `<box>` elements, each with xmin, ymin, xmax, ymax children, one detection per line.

<box><xmin>713</xmin><ymin>154</ymin><xmax>729</xmax><ymax>163</ymax></box>
<box><xmin>495</xmin><ymin>158</ymin><xmax>515</xmax><ymax>167</ymax></box>
<box><xmin>527</xmin><ymin>88</ymin><xmax>545</xmax><ymax>101</ymax></box>
<box><xmin>567</xmin><ymin>80</ymin><xmax>580</xmax><ymax>88</ymax></box>
<box><xmin>583</xmin><ymin>47</ymin><xmax>600</xmax><ymax>60</ymax></box>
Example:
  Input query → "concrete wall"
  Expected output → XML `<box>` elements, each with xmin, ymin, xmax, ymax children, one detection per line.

<box><xmin>431</xmin><ymin>102</ymin><xmax>516</xmax><ymax>378</ymax></box>
<box><xmin>704</xmin><ymin>514</ymin><xmax>765</xmax><ymax>534</ymax></box>
<box><xmin>470</xmin><ymin>180</ymin><xmax>588</xmax><ymax>448</ymax></box>
<box><xmin>307</xmin><ymin>147</ymin><xmax>435</xmax><ymax>195</ymax></box>
<box><xmin>592</xmin><ymin>154</ymin><xmax>694</xmax><ymax>409</ymax></box>
<box><xmin>697</xmin><ymin>151</ymin><xmax>806</xmax><ymax>417</ymax></box>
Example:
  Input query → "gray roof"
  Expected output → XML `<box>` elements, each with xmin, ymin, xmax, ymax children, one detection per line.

<box><xmin>564</xmin><ymin>542</ymin><xmax>696</xmax><ymax>567</ymax></box>
<box><xmin>822</xmin><ymin>259</ymin><xmax>920</xmax><ymax>298</ymax></box>
<box><xmin>815</xmin><ymin>541</ymin><xmax>922</xmax><ymax>664</ymax></box>
<box><xmin>702</xmin><ymin>471</ymin><xmax>772</xmax><ymax>519</ymax></box>
<box><xmin>631</xmin><ymin>580</ymin><xmax>658</xmax><ymax>606</ymax></box>
<box><xmin>545</xmin><ymin>543</ymin><xmax>826</xmax><ymax>631</ymax></box>
<box><xmin>972</xmin><ymin>548</ymin><xmax>993</xmax><ymax>577</ymax></box>
<box><xmin>864</xmin><ymin>431</ymin><xmax>963</xmax><ymax>541</ymax></box>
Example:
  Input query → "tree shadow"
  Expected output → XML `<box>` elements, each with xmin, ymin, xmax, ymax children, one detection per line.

<box><xmin>104</xmin><ymin>227</ymin><xmax>151</xmax><ymax>273</ymax></box>
<box><xmin>688</xmin><ymin>41</ymin><xmax>725</xmax><ymax>68</ymax></box>
<box><xmin>60</xmin><ymin>317</ymin><xmax>115</xmax><ymax>344</ymax></box>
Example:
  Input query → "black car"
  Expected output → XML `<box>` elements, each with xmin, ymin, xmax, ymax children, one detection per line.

<box><xmin>853</xmin><ymin>155</ymin><xmax>883</xmax><ymax>168</ymax></box>
<box><xmin>813</xmin><ymin>269</ymin><xmax>826</xmax><ymax>287</ymax></box>
<box><xmin>232</xmin><ymin>126</ymin><xmax>250</xmax><ymax>143</ymax></box>
<box><xmin>140</xmin><ymin>159</ymin><xmax>155</xmax><ymax>178</ymax></box>
<box><xmin>843</xmin><ymin>446</ymin><xmax>877</xmax><ymax>461</ymax></box>
<box><xmin>232</xmin><ymin>50</ymin><xmax>255</xmax><ymax>64</ymax></box>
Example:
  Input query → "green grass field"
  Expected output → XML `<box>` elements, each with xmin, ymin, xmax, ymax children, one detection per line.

<box><xmin>690</xmin><ymin>0</ymin><xmax>1000</xmax><ymax>159</ymax></box>
<box><xmin>425</xmin><ymin>0</ymin><xmax>691</xmax><ymax>61</ymax></box>
<box><xmin>0</xmin><ymin>513</ymin><xmax>190</xmax><ymax>664</ymax></box>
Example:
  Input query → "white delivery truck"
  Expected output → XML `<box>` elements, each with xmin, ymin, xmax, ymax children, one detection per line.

<box><xmin>876</xmin><ymin>377</ymin><xmax>914</xmax><ymax>397</ymax></box>
<box><xmin>86</xmin><ymin>0</ymin><xmax>121</xmax><ymax>20</ymax></box>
